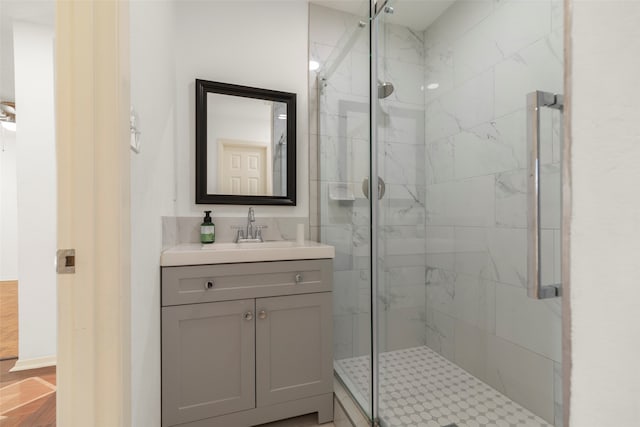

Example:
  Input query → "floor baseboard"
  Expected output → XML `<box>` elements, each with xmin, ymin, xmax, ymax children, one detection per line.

<box><xmin>9</xmin><ymin>355</ymin><xmax>56</xmax><ymax>372</ymax></box>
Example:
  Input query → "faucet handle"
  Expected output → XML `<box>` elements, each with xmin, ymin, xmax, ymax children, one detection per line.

<box><xmin>233</xmin><ymin>229</ymin><xmax>245</xmax><ymax>243</ymax></box>
<box><xmin>255</xmin><ymin>225</ymin><xmax>267</xmax><ymax>242</ymax></box>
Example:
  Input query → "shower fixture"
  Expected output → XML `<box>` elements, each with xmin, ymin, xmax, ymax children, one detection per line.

<box><xmin>378</xmin><ymin>81</ymin><xmax>394</xmax><ymax>99</ymax></box>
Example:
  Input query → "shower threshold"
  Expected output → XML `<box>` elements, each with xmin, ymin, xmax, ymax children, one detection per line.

<box><xmin>335</xmin><ymin>346</ymin><xmax>552</xmax><ymax>427</ymax></box>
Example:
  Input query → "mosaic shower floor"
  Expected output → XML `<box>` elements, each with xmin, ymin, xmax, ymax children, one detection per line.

<box><xmin>335</xmin><ymin>346</ymin><xmax>552</xmax><ymax>427</ymax></box>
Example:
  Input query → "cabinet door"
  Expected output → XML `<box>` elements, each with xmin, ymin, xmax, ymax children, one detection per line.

<box><xmin>256</xmin><ymin>292</ymin><xmax>333</xmax><ymax>407</ymax></box>
<box><xmin>162</xmin><ymin>299</ymin><xmax>255</xmax><ymax>426</ymax></box>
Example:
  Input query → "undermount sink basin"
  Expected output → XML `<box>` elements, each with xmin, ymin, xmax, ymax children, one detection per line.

<box><xmin>160</xmin><ymin>240</ymin><xmax>335</xmax><ymax>266</ymax></box>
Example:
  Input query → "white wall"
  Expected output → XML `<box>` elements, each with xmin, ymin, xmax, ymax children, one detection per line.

<box><xmin>13</xmin><ymin>21</ymin><xmax>56</xmax><ymax>363</ymax></box>
<box><xmin>0</xmin><ymin>128</ymin><xmax>18</xmax><ymax>280</ymax></box>
<box><xmin>569</xmin><ymin>1</ymin><xmax>640</xmax><ymax>426</ymax></box>
<box><xmin>174</xmin><ymin>0</ymin><xmax>309</xmax><ymax>218</ymax></box>
<box><xmin>130</xmin><ymin>1</ymin><xmax>177</xmax><ymax>425</ymax></box>
<box><xmin>129</xmin><ymin>2</ymin><xmax>309</xmax><ymax>425</ymax></box>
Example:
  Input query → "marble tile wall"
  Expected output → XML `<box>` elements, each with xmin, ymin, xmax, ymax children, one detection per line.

<box><xmin>422</xmin><ymin>1</ymin><xmax>563</xmax><ymax>425</ymax></box>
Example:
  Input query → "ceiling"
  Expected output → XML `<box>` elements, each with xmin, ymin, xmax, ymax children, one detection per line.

<box><xmin>310</xmin><ymin>0</ymin><xmax>456</xmax><ymax>31</ymax></box>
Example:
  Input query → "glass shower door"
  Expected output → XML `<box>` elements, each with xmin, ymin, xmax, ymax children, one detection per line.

<box><xmin>373</xmin><ymin>1</ymin><xmax>564</xmax><ymax>426</ymax></box>
<box><xmin>313</xmin><ymin>2</ymin><xmax>373</xmax><ymax>419</ymax></box>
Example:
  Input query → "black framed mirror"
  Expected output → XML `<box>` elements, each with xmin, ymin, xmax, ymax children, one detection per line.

<box><xmin>195</xmin><ymin>79</ymin><xmax>296</xmax><ymax>205</ymax></box>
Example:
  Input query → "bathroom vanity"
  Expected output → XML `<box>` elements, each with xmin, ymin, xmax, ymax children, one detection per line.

<box><xmin>160</xmin><ymin>241</ymin><xmax>335</xmax><ymax>427</ymax></box>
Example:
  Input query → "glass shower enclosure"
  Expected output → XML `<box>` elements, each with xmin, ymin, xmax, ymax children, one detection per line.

<box><xmin>313</xmin><ymin>0</ymin><xmax>563</xmax><ymax>426</ymax></box>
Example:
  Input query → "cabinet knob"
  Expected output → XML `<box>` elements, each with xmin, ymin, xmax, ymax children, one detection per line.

<box><xmin>204</xmin><ymin>280</ymin><xmax>214</xmax><ymax>290</ymax></box>
<box><xmin>244</xmin><ymin>311</ymin><xmax>253</xmax><ymax>321</ymax></box>
<box><xmin>295</xmin><ymin>274</ymin><xmax>303</xmax><ymax>283</ymax></box>
<box><xmin>258</xmin><ymin>310</ymin><xmax>267</xmax><ymax>320</ymax></box>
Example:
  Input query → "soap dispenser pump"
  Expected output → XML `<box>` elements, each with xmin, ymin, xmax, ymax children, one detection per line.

<box><xmin>200</xmin><ymin>210</ymin><xmax>215</xmax><ymax>244</ymax></box>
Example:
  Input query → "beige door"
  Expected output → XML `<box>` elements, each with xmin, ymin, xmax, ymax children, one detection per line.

<box><xmin>219</xmin><ymin>141</ymin><xmax>272</xmax><ymax>195</ymax></box>
<box><xmin>57</xmin><ymin>1</ymin><xmax>131</xmax><ymax>425</ymax></box>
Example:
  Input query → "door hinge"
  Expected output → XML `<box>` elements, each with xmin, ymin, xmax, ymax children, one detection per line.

<box><xmin>57</xmin><ymin>249</ymin><xmax>76</xmax><ymax>274</ymax></box>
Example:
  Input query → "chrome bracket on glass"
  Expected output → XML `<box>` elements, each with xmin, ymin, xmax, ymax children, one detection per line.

<box><xmin>527</xmin><ymin>91</ymin><xmax>563</xmax><ymax>300</ymax></box>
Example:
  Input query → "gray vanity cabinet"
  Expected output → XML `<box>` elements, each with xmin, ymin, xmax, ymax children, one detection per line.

<box><xmin>256</xmin><ymin>292</ymin><xmax>332</xmax><ymax>407</ymax></box>
<box><xmin>162</xmin><ymin>299</ymin><xmax>256</xmax><ymax>426</ymax></box>
<box><xmin>161</xmin><ymin>259</ymin><xmax>333</xmax><ymax>427</ymax></box>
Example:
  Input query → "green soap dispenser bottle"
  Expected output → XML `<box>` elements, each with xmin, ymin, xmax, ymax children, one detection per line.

<box><xmin>200</xmin><ymin>210</ymin><xmax>215</xmax><ymax>244</ymax></box>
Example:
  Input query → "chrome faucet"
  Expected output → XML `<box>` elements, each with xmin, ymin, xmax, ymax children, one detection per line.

<box><xmin>233</xmin><ymin>207</ymin><xmax>265</xmax><ymax>243</ymax></box>
<box><xmin>246</xmin><ymin>207</ymin><xmax>255</xmax><ymax>240</ymax></box>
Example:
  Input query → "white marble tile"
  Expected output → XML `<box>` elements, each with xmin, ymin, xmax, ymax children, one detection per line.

<box><xmin>334</xmin><ymin>270</ymin><xmax>362</xmax><ymax>316</ymax></box>
<box><xmin>426</xmin><ymin>309</ymin><xmax>455</xmax><ymax>360</ymax></box>
<box><xmin>351</xmin><ymin>51</ymin><xmax>369</xmax><ymax>98</ymax></box>
<box><xmin>383</xmin><ymin>142</ymin><xmax>425</xmax><ymax>185</ymax></box>
<box><xmin>381</xmin><ymin>307</ymin><xmax>426</xmax><ymax>352</ymax></box>
<box><xmin>492</xmin><ymin>108</ymin><xmax>528</xmax><ymax>169</ymax></box>
<box><xmin>382</xmin><ymin>283</ymin><xmax>426</xmax><ymax>311</ymax></box>
<box><xmin>453</xmin><ymin>274</ymin><xmax>496</xmax><ymax>333</ymax></box>
<box><xmin>380</xmin><ymin>185</ymin><xmax>427</xmax><ymax>227</ymax></box>
<box><xmin>551</xmin><ymin>0</ymin><xmax>563</xmax><ymax>30</ymax></box>
<box><xmin>485</xmin><ymin>333</ymin><xmax>555</xmax><ymax>424</ymax></box>
<box><xmin>443</xmin><ymin>68</ymin><xmax>495</xmax><ymax>131</ymax></box>
<box><xmin>427</xmin><ymin>175</ymin><xmax>495</xmax><ymax>227</ymax></box>
<box><xmin>453</xmin><ymin>319</ymin><xmax>489</xmax><ymax>383</ymax></box>
<box><xmin>309</xmin><ymin>42</ymin><xmax>336</xmax><ymax>71</ymax></box>
<box><xmin>453</xmin><ymin>226</ymin><xmax>491</xmax><ymax>279</ymax></box>
<box><xmin>426</xmin><ymin>267</ymin><xmax>456</xmax><ymax>315</ymax></box>
<box><xmin>453</xmin><ymin>226</ymin><xmax>527</xmax><ymax>287</ymax></box>
<box><xmin>333</xmin><ymin>314</ymin><xmax>354</xmax><ymax>360</ymax></box>
<box><xmin>452</xmin><ymin>122</ymin><xmax>522</xmax><ymax>179</ymax></box>
<box><xmin>383</xmin><ymin>22</ymin><xmax>425</xmax><ymax>65</ymax></box>
<box><xmin>425</xmin><ymin>97</ymin><xmax>462</xmax><ymax>144</ymax></box>
<box><xmin>426</xmin><ymin>226</ymin><xmax>455</xmax><ymax>270</ymax></box>
<box><xmin>385</xmin><ymin>265</ymin><xmax>426</xmax><ymax>287</ymax></box>
<box><xmin>384</xmin><ymin>238</ymin><xmax>426</xmax><ymax>257</ymax></box>
<box><xmin>489</xmin><ymin>0</ymin><xmax>551</xmax><ymax>59</ymax></box>
<box><xmin>486</xmin><ymin>226</ymin><xmax>527</xmax><ymax>287</ymax></box>
<box><xmin>319</xmin><ymin>183</ymin><xmax>353</xmax><ymax>226</ymax></box>
<box><xmin>377</xmin><ymin>103</ymin><xmax>425</xmax><ymax>145</ymax></box>
<box><xmin>380</xmin><ymin>58</ymin><xmax>425</xmax><ymax>106</ymax></box>
<box><xmin>495</xmin><ymin>169</ymin><xmax>527</xmax><ymax>228</ymax></box>
<box><xmin>424</xmin><ymin>0</ymin><xmax>494</xmax><ymax>49</ymax></box>
<box><xmin>425</xmin><ymin>137</ymin><xmax>455</xmax><ymax>184</ymax></box>
<box><xmin>494</xmin><ymin>282</ymin><xmax>562</xmax><ymax>362</ymax></box>
<box><xmin>495</xmin><ymin>34</ymin><xmax>563</xmax><ymax>118</ymax></box>
<box><xmin>353</xmin><ymin>312</ymin><xmax>371</xmax><ymax>358</ymax></box>
<box><xmin>452</xmin><ymin>22</ymin><xmax>504</xmax><ymax>86</ymax></box>
<box><xmin>424</xmin><ymin>41</ymin><xmax>454</xmax><ymax>103</ymax></box>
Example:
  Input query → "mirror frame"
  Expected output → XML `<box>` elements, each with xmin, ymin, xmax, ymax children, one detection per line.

<box><xmin>195</xmin><ymin>79</ymin><xmax>297</xmax><ymax>205</ymax></box>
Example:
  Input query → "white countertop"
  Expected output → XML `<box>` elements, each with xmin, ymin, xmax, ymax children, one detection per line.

<box><xmin>160</xmin><ymin>240</ymin><xmax>335</xmax><ymax>266</ymax></box>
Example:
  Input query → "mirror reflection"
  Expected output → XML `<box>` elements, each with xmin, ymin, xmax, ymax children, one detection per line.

<box><xmin>207</xmin><ymin>93</ymin><xmax>287</xmax><ymax>196</ymax></box>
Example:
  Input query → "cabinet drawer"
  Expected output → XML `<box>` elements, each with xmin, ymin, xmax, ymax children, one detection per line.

<box><xmin>162</xmin><ymin>259</ymin><xmax>332</xmax><ymax>306</ymax></box>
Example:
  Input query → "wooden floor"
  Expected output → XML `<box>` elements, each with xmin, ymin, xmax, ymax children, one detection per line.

<box><xmin>0</xmin><ymin>359</ymin><xmax>56</xmax><ymax>427</ymax></box>
<box><xmin>0</xmin><ymin>281</ymin><xmax>18</xmax><ymax>360</ymax></box>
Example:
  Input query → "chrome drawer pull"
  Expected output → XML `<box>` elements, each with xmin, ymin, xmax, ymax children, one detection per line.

<box><xmin>244</xmin><ymin>311</ymin><xmax>253</xmax><ymax>321</ymax></box>
<box><xmin>204</xmin><ymin>280</ymin><xmax>215</xmax><ymax>290</ymax></box>
<box><xmin>258</xmin><ymin>310</ymin><xmax>267</xmax><ymax>320</ymax></box>
<box><xmin>295</xmin><ymin>274</ymin><xmax>303</xmax><ymax>283</ymax></box>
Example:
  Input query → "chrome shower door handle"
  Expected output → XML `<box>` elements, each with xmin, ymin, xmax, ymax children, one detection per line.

<box><xmin>362</xmin><ymin>176</ymin><xmax>386</xmax><ymax>200</ymax></box>
<box><xmin>527</xmin><ymin>90</ymin><xmax>563</xmax><ymax>300</ymax></box>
